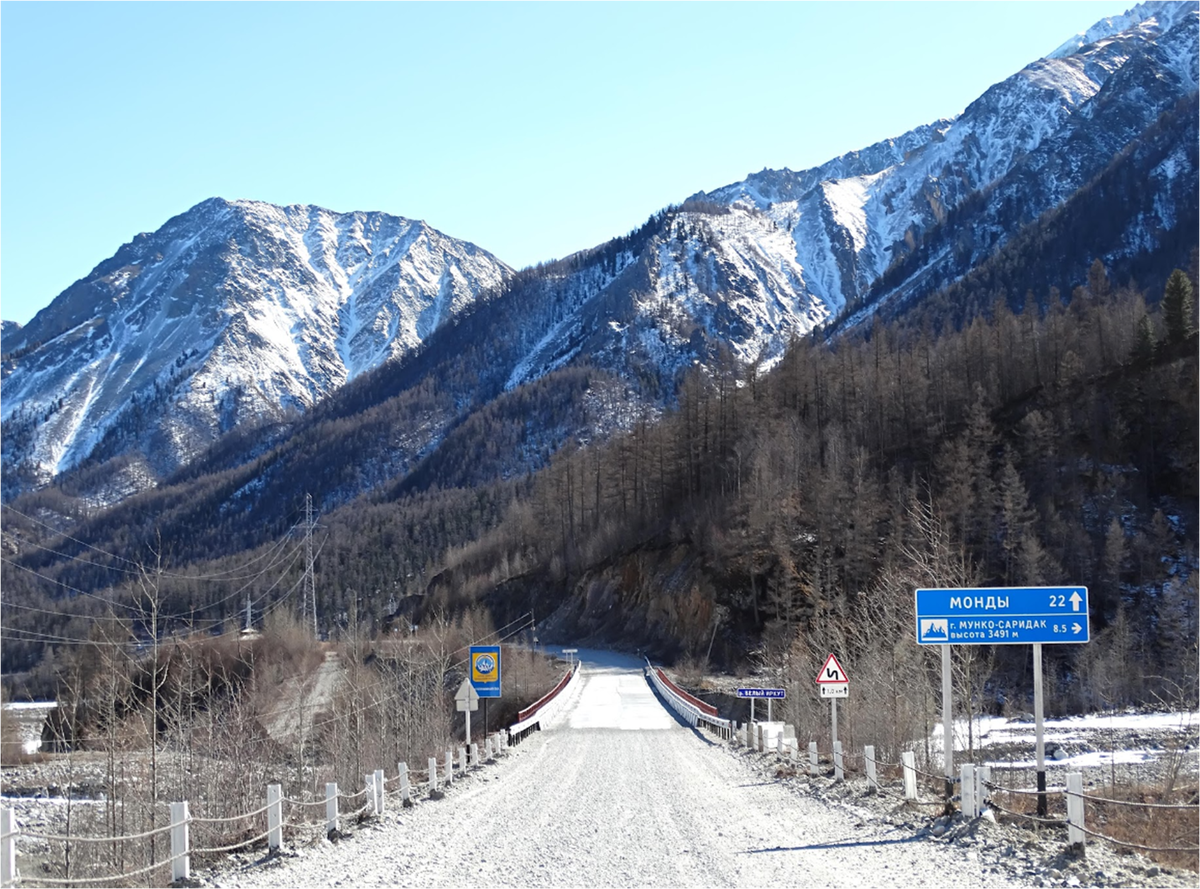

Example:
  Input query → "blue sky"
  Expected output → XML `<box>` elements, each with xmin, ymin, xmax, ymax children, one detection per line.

<box><xmin>1</xmin><ymin>1</ymin><xmax>1135</xmax><ymax>326</ymax></box>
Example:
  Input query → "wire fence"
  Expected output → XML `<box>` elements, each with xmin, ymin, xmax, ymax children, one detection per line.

<box><xmin>1</xmin><ymin>731</ymin><xmax>517</xmax><ymax>888</ymax></box>
<box><xmin>727</xmin><ymin>715</ymin><xmax>1200</xmax><ymax>859</ymax></box>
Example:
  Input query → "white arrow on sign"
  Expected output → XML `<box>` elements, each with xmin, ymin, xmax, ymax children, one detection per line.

<box><xmin>1070</xmin><ymin>591</ymin><xmax>1083</xmax><ymax>612</ymax></box>
<box><xmin>1073</xmin><ymin>622</ymin><xmax>1083</xmax><ymax>634</ymax></box>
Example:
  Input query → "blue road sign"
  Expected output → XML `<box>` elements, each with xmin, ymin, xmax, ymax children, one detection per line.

<box><xmin>915</xmin><ymin>587</ymin><xmax>1089</xmax><ymax>645</ymax></box>
<box><xmin>469</xmin><ymin>645</ymin><xmax>502</xmax><ymax>698</ymax></box>
<box><xmin>736</xmin><ymin>688</ymin><xmax>786</xmax><ymax>699</ymax></box>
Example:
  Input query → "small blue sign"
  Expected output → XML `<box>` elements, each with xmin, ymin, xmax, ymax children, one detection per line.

<box><xmin>469</xmin><ymin>645</ymin><xmax>502</xmax><ymax>698</ymax></box>
<box><xmin>736</xmin><ymin>688</ymin><xmax>786</xmax><ymax>699</ymax></box>
<box><xmin>915</xmin><ymin>587</ymin><xmax>1090</xmax><ymax>645</ymax></box>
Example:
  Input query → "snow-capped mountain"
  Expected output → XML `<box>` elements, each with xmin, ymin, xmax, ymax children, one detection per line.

<box><xmin>1</xmin><ymin>199</ymin><xmax>511</xmax><ymax>492</ymax></box>
<box><xmin>2</xmin><ymin>2</ymin><xmax>1195</xmax><ymax>508</ymax></box>
<box><xmin>1047</xmin><ymin>0</ymin><xmax>1196</xmax><ymax>58</ymax></box>
<box><xmin>502</xmin><ymin>202</ymin><xmax>833</xmax><ymax>394</ymax></box>
<box><xmin>693</xmin><ymin>0</ymin><xmax>1198</xmax><ymax>324</ymax></box>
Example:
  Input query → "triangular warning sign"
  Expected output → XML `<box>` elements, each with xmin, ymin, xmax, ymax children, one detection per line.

<box><xmin>815</xmin><ymin>653</ymin><xmax>848</xmax><ymax>684</ymax></box>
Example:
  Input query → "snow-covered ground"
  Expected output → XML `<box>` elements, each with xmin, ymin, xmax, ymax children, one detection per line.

<box><xmin>917</xmin><ymin>709</ymin><xmax>1200</xmax><ymax>794</ymax></box>
<box><xmin>202</xmin><ymin>651</ymin><xmax>1194</xmax><ymax>888</ymax></box>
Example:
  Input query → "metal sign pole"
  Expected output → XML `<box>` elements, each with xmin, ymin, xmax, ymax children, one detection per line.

<box><xmin>750</xmin><ymin>698</ymin><xmax>755</xmax><ymax>724</ymax></box>
<box><xmin>466</xmin><ymin>703</ymin><xmax>471</xmax><ymax>746</ymax></box>
<box><xmin>768</xmin><ymin>698</ymin><xmax>773</xmax><ymax>723</ymax></box>
<box><xmin>1033</xmin><ymin>642</ymin><xmax>1047</xmax><ymax>817</ymax></box>
<box><xmin>942</xmin><ymin>644</ymin><xmax>953</xmax><ymax>800</ymax></box>
<box><xmin>831</xmin><ymin>698</ymin><xmax>838</xmax><ymax>746</ymax></box>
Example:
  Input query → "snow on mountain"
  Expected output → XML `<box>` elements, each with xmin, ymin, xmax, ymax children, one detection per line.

<box><xmin>696</xmin><ymin>1</ymin><xmax>1198</xmax><ymax>325</ymax></box>
<box><xmin>501</xmin><ymin>203</ymin><xmax>832</xmax><ymax>397</ymax></box>
<box><xmin>1047</xmin><ymin>0</ymin><xmax>1195</xmax><ymax>59</ymax></box>
<box><xmin>1</xmin><ymin>199</ymin><xmax>512</xmax><ymax>491</ymax></box>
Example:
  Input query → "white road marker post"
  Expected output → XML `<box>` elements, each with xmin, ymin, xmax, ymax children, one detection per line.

<box><xmin>902</xmin><ymin>751</ymin><xmax>917</xmax><ymax>800</ymax></box>
<box><xmin>326</xmin><ymin>783</ymin><xmax>339</xmax><ymax>834</ymax></box>
<box><xmin>375</xmin><ymin>769</ymin><xmax>386</xmax><ymax>815</ymax></box>
<box><xmin>865</xmin><ymin>745</ymin><xmax>878</xmax><ymax>792</ymax></box>
<box><xmin>428</xmin><ymin>756</ymin><xmax>440</xmax><ymax>798</ymax></box>
<box><xmin>169</xmin><ymin>801</ymin><xmax>189</xmax><ymax>883</ymax></box>
<box><xmin>833</xmin><ymin>741</ymin><xmax>844</xmax><ymax>781</ymax></box>
<box><xmin>399</xmin><ymin>763</ymin><xmax>412</xmax><ymax>807</ymax></box>
<box><xmin>961</xmin><ymin>764</ymin><xmax>976</xmax><ymax>818</ymax></box>
<box><xmin>976</xmin><ymin>765</ymin><xmax>991</xmax><ymax>812</ymax></box>
<box><xmin>446</xmin><ymin>750</ymin><xmax>454</xmax><ymax>785</ymax></box>
<box><xmin>1066</xmin><ymin>772</ymin><xmax>1085</xmax><ymax>850</ymax></box>
<box><xmin>267</xmin><ymin>784</ymin><xmax>283</xmax><ymax>849</ymax></box>
<box><xmin>808</xmin><ymin>741</ymin><xmax>819</xmax><ymax>777</ymax></box>
<box><xmin>0</xmin><ymin>807</ymin><xmax>15</xmax><ymax>889</ymax></box>
<box><xmin>365</xmin><ymin>774</ymin><xmax>378</xmax><ymax>816</ymax></box>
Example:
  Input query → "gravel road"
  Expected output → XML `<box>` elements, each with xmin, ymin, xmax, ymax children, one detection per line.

<box><xmin>213</xmin><ymin>651</ymin><xmax>1030</xmax><ymax>888</ymax></box>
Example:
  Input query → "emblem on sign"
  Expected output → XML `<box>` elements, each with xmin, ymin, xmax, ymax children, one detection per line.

<box><xmin>469</xmin><ymin>645</ymin><xmax>502</xmax><ymax>697</ymax></box>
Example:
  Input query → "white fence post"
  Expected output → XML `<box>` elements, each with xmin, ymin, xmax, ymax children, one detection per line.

<box><xmin>808</xmin><ymin>741</ymin><xmax>819</xmax><ymax>776</ymax></box>
<box><xmin>365</xmin><ymin>774</ymin><xmax>377</xmax><ymax>816</ymax></box>
<box><xmin>1</xmin><ymin>807</ymin><xmax>16</xmax><ymax>889</ymax></box>
<box><xmin>865</xmin><ymin>745</ymin><xmax>878</xmax><ymax>792</ymax></box>
<box><xmin>833</xmin><ymin>741</ymin><xmax>844</xmax><ymax>782</ymax></box>
<box><xmin>325</xmin><ymin>782</ymin><xmax>338</xmax><ymax>834</ymax></box>
<box><xmin>471</xmin><ymin>742</ymin><xmax>480</xmax><ymax>766</ymax></box>
<box><xmin>445</xmin><ymin>750</ymin><xmax>454</xmax><ymax>785</ymax></box>
<box><xmin>486</xmin><ymin>738</ymin><xmax>493</xmax><ymax>761</ymax></box>
<box><xmin>374</xmin><ymin>769</ymin><xmax>386</xmax><ymax>815</ymax></box>
<box><xmin>459</xmin><ymin>746</ymin><xmax>467</xmax><ymax>774</ymax></box>
<box><xmin>428</xmin><ymin>756</ymin><xmax>439</xmax><ymax>794</ymax></box>
<box><xmin>976</xmin><ymin>765</ymin><xmax>991</xmax><ymax>811</ymax></box>
<box><xmin>902</xmin><ymin>751</ymin><xmax>917</xmax><ymax>800</ymax></box>
<box><xmin>399</xmin><ymin>763</ymin><xmax>411</xmax><ymax>807</ymax></box>
<box><xmin>961</xmin><ymin>764</ymin><xmax>976</xmax><ymax>818</ymax></box>
<box><xmin>169</xmin><ymin>801</ymin><xmax>190</xmax><ymax>882</ymax></box>
<box><xmin>267</xmin><ymin>784</ymin><xmax>283</xmax><ymax>850</ymax></box>
<box><xmin>1066</xmin><ymin>772</ymin><xmax>1085</xmax><ymax>848</ymax></box>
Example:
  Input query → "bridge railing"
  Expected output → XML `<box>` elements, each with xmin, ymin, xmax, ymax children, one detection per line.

<box><xmin>645</xmin><ymin>659</ymin><xmax>733</xmax><ymax>740</ymax></box>
<box><xmin>508</xmin><ymin>662</ymin><xmax>581</xmax><ymax>744</ymax></box>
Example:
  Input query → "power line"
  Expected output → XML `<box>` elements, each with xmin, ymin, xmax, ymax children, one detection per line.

<box><xmin>1</xmin><ymin>503</ymin><xmax>303</xmax><ymax>581</ymax></box>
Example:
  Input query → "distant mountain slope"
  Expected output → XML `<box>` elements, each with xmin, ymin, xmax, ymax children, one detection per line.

<box><xmin>1</xmin><ymin>199</ymin><xmax>512</xmax><ymax>495</ymax></box>
<box><xmin>871</xmin><ymin>95</ymin><xmax>1199</xmax><ymax>333</ymax></box>
<box><xmin>695</xmin><ymin>0</ymin><xmax>1198</xmax><ymax>326</ymax></box>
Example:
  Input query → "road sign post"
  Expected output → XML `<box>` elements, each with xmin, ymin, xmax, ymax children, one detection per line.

<box><xmin>915</xmin><ymin>587</ymin><xmax>1090</xmax><ymax>810</ymax></box>
<box><xmin>814</xmin><ymin>654</ymin><xmax>848</xmax><ymax>747</ymax></box>
<box><xmin>455</xmin><ymin>679</ymin><xmax>479</xmax><ymax>744</ymax></box>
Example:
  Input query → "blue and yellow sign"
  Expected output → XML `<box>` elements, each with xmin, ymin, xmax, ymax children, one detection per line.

<box><xmin>469</xmin><ymin>645</ymin><xmax>502</xmax><ymax>698</ymax></box>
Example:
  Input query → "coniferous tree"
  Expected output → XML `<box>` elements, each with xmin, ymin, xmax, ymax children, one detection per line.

<box><xmin>1162</xmin><ymin>268</ymin><xmax>1196</xmax><ymax>345</ymax></box>
<box><xmin>1131</xmin><ymin>314</ymin><xmax>1156</xmax><ymax>366</ymax></box>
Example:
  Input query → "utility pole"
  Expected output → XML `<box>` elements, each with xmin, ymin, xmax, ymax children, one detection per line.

<box><xmin>302</xmin><ymin>493</ymin><xmax>318</xmax><ymax>638</ymax></box>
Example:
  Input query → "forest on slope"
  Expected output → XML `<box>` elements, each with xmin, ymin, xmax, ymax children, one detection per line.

<box><xmin>429</xmin><ymin>261</ymin><xmax>1199</xmax><ymax>728</ymax></box>
<box><xmin>8</xmin><ymin>253</ymin><xmax>1194</xmax><ymax>731</ymax></box>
